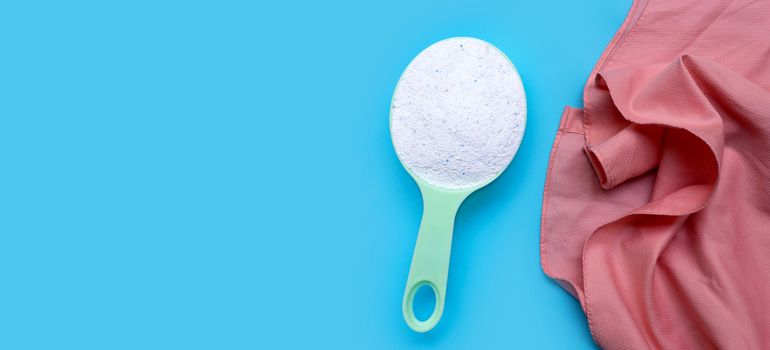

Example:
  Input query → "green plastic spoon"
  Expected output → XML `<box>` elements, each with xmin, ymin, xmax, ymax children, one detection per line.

<box><xmin>390</xmin><ymin>37</ymin><xmax>526</xmax><ymax>332</ymax></box>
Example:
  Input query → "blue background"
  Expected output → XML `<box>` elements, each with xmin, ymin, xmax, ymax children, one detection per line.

<box><xmin>0</xmin><ymin>1</ymin><xmax>630</xmax><ymax>348</ymax></box>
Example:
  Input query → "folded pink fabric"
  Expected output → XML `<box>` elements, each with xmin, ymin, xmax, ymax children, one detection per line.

<box><xmin>541</xmin><ymin>0</ymin><xmax>770</xmax><ymax>348</ymax></box>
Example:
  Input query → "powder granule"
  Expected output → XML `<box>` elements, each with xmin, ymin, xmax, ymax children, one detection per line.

<box><xmin>390</xmin><ymin>37</ymin><xmax>526</xmax><ymax>189</ymax></box>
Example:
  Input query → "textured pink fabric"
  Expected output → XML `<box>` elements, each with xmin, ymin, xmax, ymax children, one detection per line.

<box><xmin>541</xmin><ymin>0</ymin><xmax>770</xmax><ymax>349</ymax></box>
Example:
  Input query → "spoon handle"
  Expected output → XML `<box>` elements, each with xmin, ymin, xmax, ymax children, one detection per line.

<box><xmin>402</xmin><ymin>186</ymin><xmax>468</xmax><ymax>332</ymax></box>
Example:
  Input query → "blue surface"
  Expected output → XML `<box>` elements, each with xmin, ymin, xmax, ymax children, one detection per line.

<box><xmin>0</xmin><ymin>1</ymin><xmax>631</xmax><ymax>348</ymax></box>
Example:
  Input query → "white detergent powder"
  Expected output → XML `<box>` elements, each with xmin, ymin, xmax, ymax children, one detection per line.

<box><xmin>390</xmin><ymin>37</ymin><xmax>526</xmax><ymax>189</ymax></box>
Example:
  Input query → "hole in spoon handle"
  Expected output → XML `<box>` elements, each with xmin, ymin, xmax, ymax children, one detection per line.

<box><xmin>403</xmin><ymin>281</ymin><xmax>441</xmax><ymax>332</ymax></box>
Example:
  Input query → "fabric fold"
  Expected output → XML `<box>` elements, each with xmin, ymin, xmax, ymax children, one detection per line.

<box><xmin>585</xmin><ymin>123</ymin><xmax>664</xmax><ymax>190</ymax></box>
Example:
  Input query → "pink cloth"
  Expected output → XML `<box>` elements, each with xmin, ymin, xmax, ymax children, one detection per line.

<box><xmin>541</xmin><ymin>0</ymin><xmax>770</xmax><ymax>348</ymax></box>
